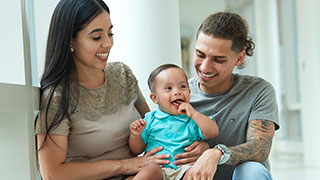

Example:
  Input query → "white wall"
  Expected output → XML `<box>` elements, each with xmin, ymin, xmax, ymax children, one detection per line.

<box><xmin>33</xmin><ymin>0</ymin><xmax>60</xmax><ymax>86</ymax></box>
<box><xmin>0</xmin><ymin>0</ymin><xmax>25</xmax><ymax>85</ymax></box>
<box><xmin>296</xmin><ymin>0</ymin><xmax>320</xmax><ymax>168</ymax></box>
<box><xmin>105</xmin><ymin>0</ymin><xmax>182</xmax><ymax>110</ymax></box>
<box><xmin>253</xmin><ymin>0</ymin><xmax>282</xmax><ymax>109</ymax></box>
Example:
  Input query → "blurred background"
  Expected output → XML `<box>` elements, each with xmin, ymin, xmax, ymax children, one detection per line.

<box><xmin>1</xmin><ymin>0</ymin><xmax>319</xmax><ymax>179</ymax></box>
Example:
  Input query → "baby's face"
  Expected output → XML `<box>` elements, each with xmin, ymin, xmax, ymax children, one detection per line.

<box><xmin>151</xmin><ymin>67</ymin><xmax>190</xmax><ymax>115</ymax></box>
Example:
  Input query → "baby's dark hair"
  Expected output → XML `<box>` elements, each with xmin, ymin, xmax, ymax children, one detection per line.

<box><xmin>148</xmin><ymin>64</ymin><xmax>188</xmax><ymax>92</ymax></box>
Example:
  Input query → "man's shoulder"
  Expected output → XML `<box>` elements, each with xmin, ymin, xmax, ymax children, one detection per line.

<box><xmin>233</xmin><ymin>73</ymin><xmax>273</xmax><ymax>89</ymax></box>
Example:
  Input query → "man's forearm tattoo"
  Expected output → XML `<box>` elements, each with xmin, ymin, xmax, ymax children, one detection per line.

<box><xmin>226</xmin><ymin>119</ymin><xmax>275</xmax><ymax>165</ymax></box>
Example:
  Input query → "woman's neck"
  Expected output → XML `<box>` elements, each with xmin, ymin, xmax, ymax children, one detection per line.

<box><xmin>72</xmin><ymin>69</ymin><xmax>105</xmax><ymax>88</ymax></box>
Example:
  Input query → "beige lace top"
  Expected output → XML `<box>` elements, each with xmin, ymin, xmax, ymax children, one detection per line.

<box><xmin>36</xmin><ymin>62</ymin><xmax>146</xmax><ymax>179</ymax></box>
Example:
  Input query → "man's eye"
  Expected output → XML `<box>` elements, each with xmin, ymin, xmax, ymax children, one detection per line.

<box><xmin>196</xmin><ymin>51</ymin><xmax>205</xmax><ymax>58</ymax></box>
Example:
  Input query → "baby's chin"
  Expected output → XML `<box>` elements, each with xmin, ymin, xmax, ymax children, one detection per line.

<box><xmin>160</xmin><ymin>107</ymin><xmax>180</xmax><ymax>116</ymax></box>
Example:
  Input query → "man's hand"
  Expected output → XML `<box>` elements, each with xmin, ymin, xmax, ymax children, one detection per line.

<box><xmin>184</xmin><ymin>148</ymin><xmax>221</xmax><ymax>180</ymax></box>
<box><xmin>173</xmin><ymin>141</ymin><xmax>209</xmax><ymax>167</ymax></box>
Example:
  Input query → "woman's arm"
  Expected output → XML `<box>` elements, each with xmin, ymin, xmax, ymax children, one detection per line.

<box><xmin>37</xmin><ymin>134</ymin><xmax>126</xmax><ymax>180</ymax></box>
<box><xmin>37</xmin><ymin>133</ymin><xmax>169</xmax><ymax>180</ymax></box>
<box><xmin>135</xmin><ymin>102</ymin><xmax>150</xmax><ymax>118</ymax></box>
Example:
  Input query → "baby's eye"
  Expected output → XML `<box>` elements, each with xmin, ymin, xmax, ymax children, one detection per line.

<box><xmin>165</xmin><ymin>86</ymin><xmax>172</xmax><ymax>90</ymax></box>
<box><xmin>181</xmin><ymin>84</ymin><xmax>187</xmax><ymax>89</ymax></box>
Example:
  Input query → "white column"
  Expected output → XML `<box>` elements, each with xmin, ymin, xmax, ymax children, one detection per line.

<box><xmin>296</xmin><ymin>0</ymin><xmax>320</xmax><ymax>168</ymax></box>
<box><xmin>253</xmin><ymin>0</ymin><xmax>282</xmax><ymax>110</ymax></box>
<box><xmin>105</xmin><ymin>0</ymin><xmax>181</xmax><ymax>110</ymax></box>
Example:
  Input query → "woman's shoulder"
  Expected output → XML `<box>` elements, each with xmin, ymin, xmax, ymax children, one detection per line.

<box><xmin>105</xmin><ymin>61</ymin><xmax>137</xmax><ymax>85</ymax></box>
<box><xmin>41</xmin><ymin>84</ymin><xmax>63</xmax><ymax>106</ymax></box>
<box><xmin>105</xmin><ymin>61</ymin><xmax>132</xmax><ymax>74</ymax></box>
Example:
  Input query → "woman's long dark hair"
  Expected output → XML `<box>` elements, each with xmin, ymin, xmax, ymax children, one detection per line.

<box><xmin>36</xmin><ymin>0</ymin><xmax>110</xmax><ymax>148</ymax></box>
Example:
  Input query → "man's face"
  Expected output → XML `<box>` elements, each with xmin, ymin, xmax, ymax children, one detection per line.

<box><xmin>193</xmin><ymin>32</ymin><xmax>245</xmax><ymax>94</ymax></box>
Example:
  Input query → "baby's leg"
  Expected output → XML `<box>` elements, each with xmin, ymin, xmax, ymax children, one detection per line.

<box><xmin>181</xmin><ymin>168</ymin><xmax>191</xmax><ymax>180</ymax></box>
<box><xmin>133</xmin><ymin>162</ymin><xmax>163</xmax><ymax>180</ymax></box>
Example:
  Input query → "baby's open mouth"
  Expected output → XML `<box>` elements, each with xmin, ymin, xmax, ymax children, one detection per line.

<box><xmin>172</xmin><ymin>99</ymin><xmax>184</xmax><ymax>109</ymax></box>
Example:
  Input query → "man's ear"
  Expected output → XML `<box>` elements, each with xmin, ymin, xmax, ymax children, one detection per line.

<box><xmin>150</xmin><ymin>93</ymin><xmax>158</xmax><ymax>104</ymax></box>
<box><xmin>235</xmin><ymin>50</ymin><xmax>246</xmax><ymax>66</ymax></box>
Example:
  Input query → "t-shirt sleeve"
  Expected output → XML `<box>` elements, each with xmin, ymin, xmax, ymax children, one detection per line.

<box><xmin>35</xmin><ymin>87</ymin><xmax>70</xmax><ymax>135</ymax></box>
<box><xmin>121</xmin><ymin>62</ymin><xmax>146</xmax><ymax>107</ymax></box>
<box><xmin>249</xmin><ymin>81</ymin><xmax>279</xmax><ymax>130</ymax></box>
<box><xmin>141</xmin><ymin>112</ymin><xmax>153</xmax><ymax>144</ymax></box>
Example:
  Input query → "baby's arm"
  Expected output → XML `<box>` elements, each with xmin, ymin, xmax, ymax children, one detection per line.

<box><xmin>178</xmin><ymin>102</ymin><xmax>219</xmax><ymax>139</ymax></box>
<box><xmin>129</xmin><ymin>119</ymin><xmax>147</xmax><ymax>155</ymax></box>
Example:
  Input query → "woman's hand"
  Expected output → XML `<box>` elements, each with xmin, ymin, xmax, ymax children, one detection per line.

<box><xmin>123</xmin><ymin>146</ymin><xmax>170</xmax><ymax>175</ymax></box>
<box><xmin>173</xmin><ymin>141</ymin><xmax>209</xmax><ymax>167</ymax></box>
<box><xmin>184</xmin><ymin>148</ymin><xmax>221</xmax><ymax>180</ymax></box>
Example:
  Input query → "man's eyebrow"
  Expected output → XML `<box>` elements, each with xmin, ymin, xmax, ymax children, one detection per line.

<box><xmin>212</xmin><ymin>55</ymin><xmax>227</xmax><ymax>59</ymax></box>
<box><xmin>196</xmin><ymin>49</ymin><xmax>227</xmax><ymax>59</ymax></box>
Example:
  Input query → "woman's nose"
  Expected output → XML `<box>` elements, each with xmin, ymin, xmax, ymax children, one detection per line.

<box><xmin>102</xmin><ymin>37</ymin><xmax>113</xmax><ymax>49</ymax></box>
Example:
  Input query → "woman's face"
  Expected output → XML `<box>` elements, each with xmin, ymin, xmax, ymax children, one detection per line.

<box><xmin>71</xmin><ymin>11</ymin><xmax>113</xmax><ymax>73</ymax></box>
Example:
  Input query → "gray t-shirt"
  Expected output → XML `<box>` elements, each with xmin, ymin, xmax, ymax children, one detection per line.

<box><xmin>189</xmin><ymin>73</ymin><xmax>279</xmax><ymax>180</ymax></box>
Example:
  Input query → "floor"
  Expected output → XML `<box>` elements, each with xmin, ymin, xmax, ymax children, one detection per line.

<box><xmin>270</xmin><ymin>151</ymin><xmax>320</xmax><ymax>180</ymax></box>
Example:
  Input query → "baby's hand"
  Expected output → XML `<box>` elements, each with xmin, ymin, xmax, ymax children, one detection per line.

<box><xmin>178</xmin><ymin>102</ymin><xmax>196</xmax><ymax>118</ymax></box>
<box><xmin>130</xmin><ymin>118</ymin><xmax>146</xmax><ymax>136</ymax></box>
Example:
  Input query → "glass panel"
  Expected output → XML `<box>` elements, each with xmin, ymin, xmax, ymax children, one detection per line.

<box><xmin>0</xmin><ymin>111</ymin><xmax>30</xmax><ymax>179</ymax></box>
<box><xmin>33</xmin><ymin>0</ymin><xmax>60</xmax><ymax>86</ymax></box>
<box><xmin>0</xmin><ymin>0</ymin><xmax>25</xmax><ymax>85</ymax></box>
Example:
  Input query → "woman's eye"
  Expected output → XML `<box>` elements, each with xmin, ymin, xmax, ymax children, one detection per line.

<box><xmin>108</xmin><ymin>33</ymin><xmax>114</xmax><ymax>37</ymax></box>
<box><xmin>93</xmin><ymin>36</ymin><xmax>101</xmax><ymax>40</ymax></box>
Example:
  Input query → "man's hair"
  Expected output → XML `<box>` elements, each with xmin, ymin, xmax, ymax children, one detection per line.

<box><xmin>197</xmin><ymin>12</ymin><xmax>255</xmax><ymax>69</ymax></box>
<box><xmin>148</xmin><ymin>64</ymin><xmax>188</xmax><ymax>92</ymax></box>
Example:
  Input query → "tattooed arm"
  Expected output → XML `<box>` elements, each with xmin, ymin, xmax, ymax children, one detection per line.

<box><xmin>227</xmin><ymin>119</ymin><xmax>275</xmax><ymax>165</ymax></box>
<box><xmin>186</xmin><ymin>119</ymin><xmax>275</xmax><ymax>179</ymax></box>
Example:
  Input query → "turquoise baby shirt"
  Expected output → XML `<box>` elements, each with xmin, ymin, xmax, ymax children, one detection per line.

<box><xmin>141</xmin><ymin>107</ymin><xmax>208</xmax><ymax>169</ymax></box>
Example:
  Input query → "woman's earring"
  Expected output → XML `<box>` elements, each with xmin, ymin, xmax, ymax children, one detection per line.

<box><xmin>70</xmin><ymin>47</ymin><xmax>74</xmax><ymax>53</ymax></box>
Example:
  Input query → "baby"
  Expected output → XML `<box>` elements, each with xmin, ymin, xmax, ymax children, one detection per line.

<box><xmin>129</xmin><ymin>64</ymin><xmax>219</xmax><ymax>180</ymax></box>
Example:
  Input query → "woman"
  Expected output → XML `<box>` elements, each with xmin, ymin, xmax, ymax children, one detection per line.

<box><xmin>35</xmin><ymin>0</ymin><xmax>168</xmax><ymax>179</ymax></box>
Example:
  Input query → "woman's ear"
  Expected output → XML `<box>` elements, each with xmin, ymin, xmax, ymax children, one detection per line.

<box><xmin>150</xmin><ymin>93</ymin><xmax>158</xmax><ymax>104</ymax></box>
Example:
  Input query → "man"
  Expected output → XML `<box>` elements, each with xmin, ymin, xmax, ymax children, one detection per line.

<box><xmin>179</xmin><ymin>12</ymin><xmax>280</xmax><ymax>180</ymax></box>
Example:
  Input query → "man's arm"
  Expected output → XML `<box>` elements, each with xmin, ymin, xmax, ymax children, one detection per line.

<box><xmin>185</xmin><ymin>119</ymin><xmax>275</xmax><ymax>179</ymax></box>
<box><xmin>227</xmin><ymin>119</ymin><xmax>275</xmax><ymax>165</ymax></box>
